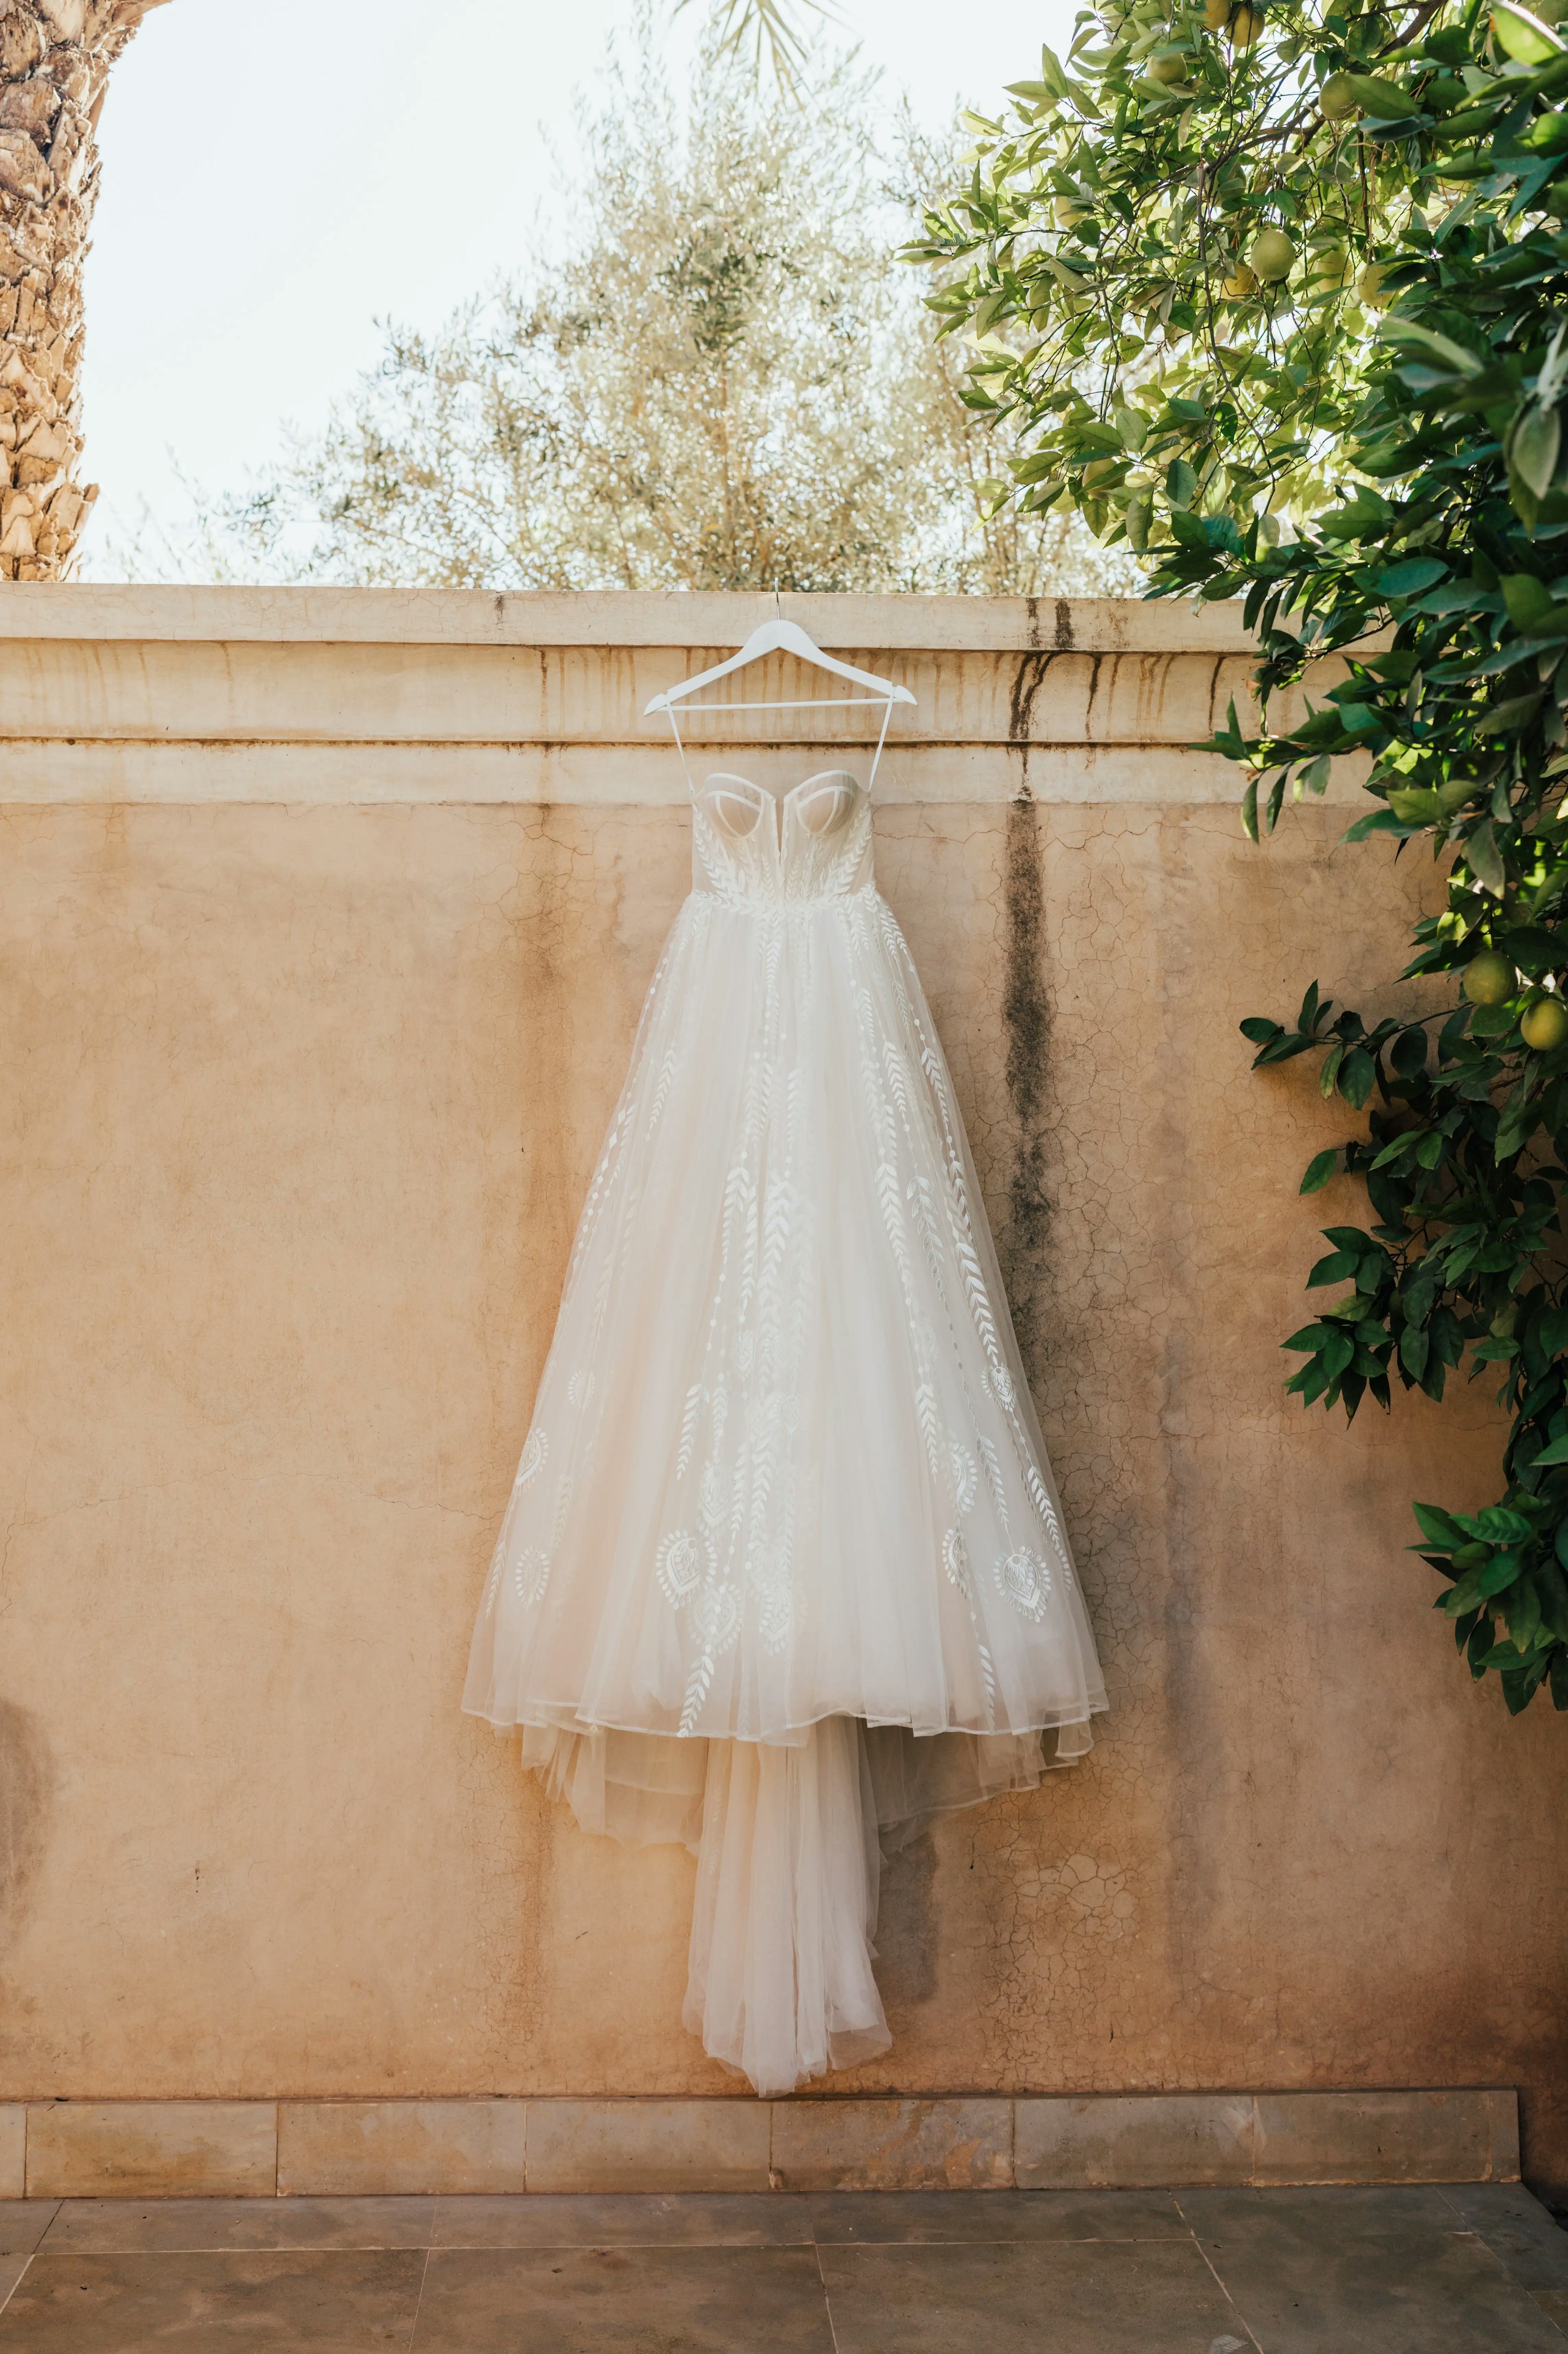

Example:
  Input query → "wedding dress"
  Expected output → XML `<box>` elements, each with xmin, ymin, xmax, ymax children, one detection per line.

<box><xmin>465</xmin><ymin>766</ymin><xmax>1107</xmax><ymax>2095</ymax></box>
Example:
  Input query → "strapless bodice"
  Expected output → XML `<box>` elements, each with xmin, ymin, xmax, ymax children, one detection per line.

<box><xmin>690</xmin><ymin>770</ymin><xmax>873</xmax><ymax>907</ymax></box>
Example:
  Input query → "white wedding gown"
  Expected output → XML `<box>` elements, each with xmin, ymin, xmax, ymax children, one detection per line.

<box><xmin>465</xmin><ymin>767</ymin><xmax>1107</xmax><ymax>2094</ymax></box>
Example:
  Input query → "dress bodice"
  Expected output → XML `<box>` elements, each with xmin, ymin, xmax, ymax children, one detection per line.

<box><xmin>690</xmin><ymin>770</ymin><xmax>873</xmax><ymax>907</ymax></box>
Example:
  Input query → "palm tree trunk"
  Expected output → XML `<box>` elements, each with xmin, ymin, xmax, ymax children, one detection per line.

<box><xmin>0</xmin><ymin>0</ymin><xmax>167</xmax><ymax>581</ymax></box>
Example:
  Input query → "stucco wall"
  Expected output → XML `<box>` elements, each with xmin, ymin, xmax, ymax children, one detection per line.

<box><xmin>2</xmin><ymin>589</ymin><xmax>1564</xmax><ymax>2173</ymax></box>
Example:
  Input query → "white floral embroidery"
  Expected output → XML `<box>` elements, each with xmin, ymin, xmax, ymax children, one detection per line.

<box><xmin>949</xmin><ymin>1437</ymin><xmax>978</xmax><ymax>1514</ymax></box>
<box><xmin>942</xmin><ymin>1527</ymin><xmax>971</xmax><ymax>1598</ymax></box>
<box><xmin>657</xmin><ymin>1530</ymin><xmax>703</xmax><ymax>1606</ymax></box>
<box><xmin>513</xmin><ymin>1546</ymin><xmax>551</xmax><ymax>1606</ymax></box>
<box><xmin>987</xmin><ymin>1362</ymin><xmax>1016</xmax><ymax>1410</ymax></box>
<box><xmin>997</xmin><ymin>1546</ymin><xmax>1051</xmax><ymax>1622</ymax></box>
<box><xmin>566</xmin><ymin>1372</ymin><xmax>594</xmax><ymax>1409</ymax></box>
<box><xmin>514</xmin><ymin>1429</ymin><xmax>546</xmax><ymax>1489</ymax></box>
<box><xmin>757</xmin><ymin>1567</ymin><xmax>795</xmax><ymax>1655</ymax></box>
<box><xmin>694</xmin><ymin>1580</ymin><xmax>740</xmax><ymax>1655</ymax></box>
<box><xmin>551</xmin><ymin>1472</ymin><xmax>574</xmax><ymax>1549</ymax></box>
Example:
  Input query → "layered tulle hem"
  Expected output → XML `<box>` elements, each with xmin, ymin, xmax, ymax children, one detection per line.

<box><xmin>485</xmin><ymin>1710</ymin><xmax>1098</xmax><ymax>2095</ymax></box>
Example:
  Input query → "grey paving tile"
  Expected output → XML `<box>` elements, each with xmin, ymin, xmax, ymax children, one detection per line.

<box><xmin>806</xmin><ymin>2188</ymin><xmax>1190</xmax><ymax>2243</ymax></box>
<box><xmin>432</xmin><ymin>2192</ymin><xmax>812</xmax><ymax>2247</ymax></box>
<box><xmin>411</xmin><ymin>2245</ymin><xmax>835</xmax><ymax>2350</ymax></box>
<box><xmin>1185</xmin><ymin>2190</ymin><xmax>1566</xmax><ymax>2352</ymax></box>
<box><xmin>1441</xmin><ymin>2185</ymin><xmax>1568</xmax><ymax>2288</ymax></box>
<box><xmin>1532</xmin><ymin>2288</ymin><xmax>1568</xmax><ymax>2332</ymax></box>
<box><xmin>42</xmin><ymin>2194</ymin><xmax>437</xmax><ymax>2251</ymax></box>
<box><xmin>0</xmin><ymin>2201</ymin><xmax>58</xmax><ymax>2255</ymax></box>
<box><xmin>817</xmin><ymin>2241</ymin><xmax>1251</xmax><ymax>2354</ymax></box>
<box><xmin>0</xmin><ymin>2247</ymin><xmax>427</xmax><ymax>2350</ymax></box>
<box><xmin>0</xmin><ymin>2259</ymin><xmax>29</xmax><ymax>2316</ymax></box>
<box><xmin>1178</xmin><ymin>2183</ymin><xmax>1466</xmax><ymax>2239</ymax></box>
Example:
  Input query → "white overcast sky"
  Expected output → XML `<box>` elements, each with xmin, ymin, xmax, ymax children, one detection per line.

<box><xmin>76</xmin><ymin>0</ymin><xmax>1077</xmax><ymax>572</ymax></box>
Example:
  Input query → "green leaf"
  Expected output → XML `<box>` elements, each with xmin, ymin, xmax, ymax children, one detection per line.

<box><xmin>1338</xmin><ymin>1047</ymin><xmax>1376</xmax><ymax>1109</ymax></box>
<box><xmin>1528</xmin><ymin>1433</ymin><xmax>1568</xmax><ymax>1464</ymax></box>
<box><xmin>1492</xmin><ymin>2</ymin><xmax>1567</xmax><ymax>66</ymax></box>
<box><xmin>1465</xmin><ymin>820</ymin><xmax>1508</xmax><ymax>895</ymax></box>
<box><xmin>1300</xmin><ymin>1148</ymin><xmax>1339</xmax><ymax>1194</ymax></box>
<box><xmin>1480</xmin><ymin>692</ymin><xmax>1546</xmax><ymax>736</ymax></box>
<box><xmin>1510</xmin><ymin>406</ymin><xmax>1563</xmax><ymax>502</ymax></box>
<box><xmin>1379</xmin><ymin>558</ymin><xmax>1449</xmax><ymax>596</ymax></box>
<box><xmin>1377</xmin><ymin>315</ymin><xmax>1486</xmax><ymax>378</ymax></box>
<box><xmin>1165</xmin><ymin>459</ymin><xmax>1196</xmax><ymax>510</ymax></box>
<box><xmin>1412</xmin><ymin>1500</ymin><xmax>1471</xmax><ymax>1549</ymax></box>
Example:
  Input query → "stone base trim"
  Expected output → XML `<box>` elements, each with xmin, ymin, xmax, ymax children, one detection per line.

<box><xmin>0</xmin><ymin>2089</ymin><xmax>1519</xmax><ymax>2200</ymax></box>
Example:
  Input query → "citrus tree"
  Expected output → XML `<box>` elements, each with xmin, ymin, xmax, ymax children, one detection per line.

<box><xmin>912</xmin><ymin>0</ymin><xmax>1568</xmax><ymax>1715</ymax></box>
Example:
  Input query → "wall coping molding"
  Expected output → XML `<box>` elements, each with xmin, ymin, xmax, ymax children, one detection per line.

<box><xmin>0</xmin><ymin>585</ymin><xmax>1254</xmax><ymax>653</ymax></box>
<box><xmin>3</xmin><ymin>2089</ymin><xmax>1521</xmax><ymax>2199</ymax></box>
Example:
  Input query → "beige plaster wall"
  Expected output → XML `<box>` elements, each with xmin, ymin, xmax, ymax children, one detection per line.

<box><xmin>1</xmin><ymin>591</ymin><xmax>1564</xmax><ymax>2174</ymax></box>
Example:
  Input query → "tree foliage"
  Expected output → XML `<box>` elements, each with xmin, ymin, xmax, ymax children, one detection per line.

<box><xmin>918</xmin><ymin>0</ymin><xmax>1568</xmax><ymax>1713</ymax></box>
<box><xmin>210</xmin><ymin>36</ymin><xmax>1130</xmax><ymax>598</ymax></box>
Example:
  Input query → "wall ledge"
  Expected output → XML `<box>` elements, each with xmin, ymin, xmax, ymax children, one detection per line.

<box><xmin>4</xmin><ymin>2089</ymin><xmax>1520</xmax><ymax>2199</ymax></box>
<box><xmin>0</xmin><ymin>585</ymin><xmax>1255</xmax><ymax>652</ymax></box>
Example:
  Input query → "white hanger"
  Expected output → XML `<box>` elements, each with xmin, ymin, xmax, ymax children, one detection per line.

<box><xmin>645</xmin><ymin>599</ymin><xmax>915</xmax><ymax>794</ymax></box>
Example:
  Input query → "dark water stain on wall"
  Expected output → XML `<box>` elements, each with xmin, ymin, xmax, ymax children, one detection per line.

<box><xmin>873</xmin><ymin>1834</ymin><xmax>939</xmax><ymax>2008</ymax></box>
<box><xmin>0</xmin><ymin>1699</ymin><xmax>53</xmax><ymax>1949</ymax></box>
<box><xmin>999</xmin><ymin>787</ymin><xmax>1055</xmax><ymax>1377</ymax></box>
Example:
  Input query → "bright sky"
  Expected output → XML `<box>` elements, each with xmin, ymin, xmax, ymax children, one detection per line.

<box><xmin>78</xmin><ymin>0</ymin><xmax>1077</xmax><ymax>575</ymax></box>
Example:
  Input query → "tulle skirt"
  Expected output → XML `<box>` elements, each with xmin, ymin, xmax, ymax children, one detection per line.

<box><xmin>466</xmin><ymin>882</ymin><xmax>1107</xmax><ymax>2093</ymax></box>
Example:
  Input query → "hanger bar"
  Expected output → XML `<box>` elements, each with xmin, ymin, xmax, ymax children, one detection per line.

<box><xmin>655</xmin><ymin>695</ymin><xmax>902</xmax><ymax>713</ymax></box>
<box><xmin>645</xmin><ymin>617</ymin><xmax>915</xmax><ymax>715</ymax></box>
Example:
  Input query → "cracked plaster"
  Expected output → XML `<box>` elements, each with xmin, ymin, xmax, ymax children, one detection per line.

<box><xmin>0</xmin><ymin>602</ymin><xmax>1564</xmax><ymax>2180</ymax></box>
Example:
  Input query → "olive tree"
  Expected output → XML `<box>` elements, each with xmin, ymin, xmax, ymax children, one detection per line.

<box><xmin>205</xmin><ymin>41</ymin><xmax>1129</xmax><ymax>597</ymax></box>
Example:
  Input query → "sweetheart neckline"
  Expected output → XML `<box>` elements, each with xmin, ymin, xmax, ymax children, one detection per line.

<box><xmin>698</xmin><ymin>769</ymin><xmax>862</xmax><ymax>849</ymax></box>
<box><xmin>699</xmin><ymin>769</ymin><xmax>862</xmax><ymax>808</ymax></box>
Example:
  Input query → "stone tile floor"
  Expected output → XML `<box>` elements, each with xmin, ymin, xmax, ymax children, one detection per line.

<box><xmin>0</xmin><ymin>2183</ymin><xmax>1566</xmax><ymax>2350</ymax></box>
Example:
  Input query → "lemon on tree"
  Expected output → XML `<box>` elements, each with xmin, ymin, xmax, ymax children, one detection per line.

<box><xmin>1521</xmin><ymin>994</ymin><xmax>1568</xmax><ymax>1050</ymax></box>
<box><xmin>1249</xmin><ymin>227</ymin><xmax>1296</xmax><ymax>283</ymax></box>
<box><xmin>1463</xmin><ymin>950</ymin><xmax>1518</xmax><ymax>1007</ymax></box>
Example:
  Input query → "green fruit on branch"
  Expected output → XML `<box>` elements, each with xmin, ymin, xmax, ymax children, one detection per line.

<box><xmin>1203</xmin><ymin>0</ymin><xmax>1229</xmax><ymax>24</ymax></box>
<box><xmin>1147</xmin><ymin>50</ymin><xmax>1188</xmax><ymax>80</ymax></box>
<box><xmin>1319</xmin><ymin>70</ymin><xmax>1357</xmax><ymax>117</ymax></box>
<box><xmin>1521</xmin><ymin>993</ymin><xmax>1568</xmax><ymax>1050</ymax></box>
<box><xmin>1248</xmin><ymin>227</ymin><xmax>1296</xmax><ymax>282</ymax></box>
<box><xmin>1357</xmin><ymin>261</ymin><xmax>1392</xmax><ymax>307</ymax></box>
<box><xmin>1309</xmin><ymin>244</ymin><xmax>1351</xmax><ymax>288</ymax></box>
<box><xmin>1463</xmin><ymin>949</ymin><xmax>1519</xmax><ymax>1006</ymax></box>
<box><xmin>1223</xmin><ymin>262</ymin><xmax>1258</xmax><ymax>297</ymax></box>
<box><xmin>1230</xmin><ymin>4</ymin><xmax>1261</xmax><ymax>44</ymax></box>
